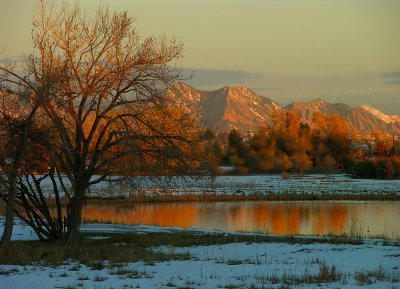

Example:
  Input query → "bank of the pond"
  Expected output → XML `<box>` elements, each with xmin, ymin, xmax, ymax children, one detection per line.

<box><xmin>86</xmin><ymin>190</ymin><xmax>400</xmax><ymax>203</ymax></box>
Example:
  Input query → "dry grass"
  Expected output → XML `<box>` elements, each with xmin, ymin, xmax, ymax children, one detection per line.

<box><xmin>0</xmin><ymin>234</ymin><xmax>190</xmax><ymax>267</ymax></box>
<box><xmin>354</xmin><ymin>265</ymin><xmax>400</xmax><ymax>286</ymax></box>
<box><xmin>0</xmin><ymin>231</ymin><xmax>368</xmax><ymax>266</ymax></box>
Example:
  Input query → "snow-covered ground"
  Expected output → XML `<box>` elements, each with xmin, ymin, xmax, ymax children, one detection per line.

<box><xmin>1</xmin><ymin>221</ymin><xmax>400</xmax><ymax>289</ymax></box>
<box><xmin>91</xmin><ymin>174</ymin><xmax>400</xmax><ymax>197</ymax></box>
<box><xmin>1</xmin><ymin>240</ymin><xmax>399</xmax><ymax>289</ymax></box>
<box><xmin>21</xmin><ymin>174</ymin><xmax>400</xmax><ymax>198</ymax></box>
<box><xmin>1</xmin><ymin>175</ymin><xmax>400</xmax><ymax>288</ymax></box>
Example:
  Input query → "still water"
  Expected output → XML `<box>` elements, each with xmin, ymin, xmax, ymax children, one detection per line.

<box><xmin>82</xmin><ymin>201</ymin><xmax>400</xmax><ymax>239</ymax></box>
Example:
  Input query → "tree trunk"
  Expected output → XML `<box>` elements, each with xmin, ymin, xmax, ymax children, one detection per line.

<box><xmin>0</xmin><ymin>175</ymin><xmax>17</xmax><ymax>246</ymax></box>
<box><xmin>67</xmin><ymin>195</ymin><xmax>84</xmax><ymax>244</ymax></box>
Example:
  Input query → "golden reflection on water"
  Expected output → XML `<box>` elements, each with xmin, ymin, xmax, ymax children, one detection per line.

<box><xmin>83</xmin><ymin>203</ymin><xmax>199</xmax><ymax>228</ymax></box>
<box><xmin>223</xmin><ymin>203</ymin><xmax>356</xmax><ymax>235</ymax></box>
<box><xmin>79</xmin><ymin>201</ymin><xmax>399</xmax><ymax>237</ymax></box>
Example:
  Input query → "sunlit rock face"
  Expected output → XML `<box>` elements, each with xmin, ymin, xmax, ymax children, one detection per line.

<box><xmin>165</xmin><ymin>82</ymin><xmax>283</xmax><ymax>133</ymax></box>
<box><xmin>165</xmin><ymin>83</ymin><xmax>400</xmax><ymax>134</ymax></box>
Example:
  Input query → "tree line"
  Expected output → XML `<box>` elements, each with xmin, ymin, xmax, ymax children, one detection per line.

<box><xmin>200</xmin><ymin>110</ymin><xmax>400</xmax><ymax>179</ymax></box>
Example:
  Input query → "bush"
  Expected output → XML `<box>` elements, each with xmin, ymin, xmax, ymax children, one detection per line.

<box><xmin>351</xmin><ymin>157</ymin><xmax>400</xmax><ymax>179</ymax></box>
<box><xmin>350</xmin><ymin>160</ymin><xmax>376</xmax><ymax>178</ymax></box>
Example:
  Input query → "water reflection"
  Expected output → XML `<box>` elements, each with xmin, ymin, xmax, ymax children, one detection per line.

<box><xmin>83</xmin><ymin>203</ymin><xmax>199</xmax><ymax>228</ymax></box>
<box><xmin>81</xmin><ymin>201</ymin><xmax>400</xmax><ymax>238</ymax></box>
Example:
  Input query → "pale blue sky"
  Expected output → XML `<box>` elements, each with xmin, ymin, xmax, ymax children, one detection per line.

<box><xmin>1</xmin><ymin>0</ymin><xmax>399</xmax><ymax>113</ymax></box>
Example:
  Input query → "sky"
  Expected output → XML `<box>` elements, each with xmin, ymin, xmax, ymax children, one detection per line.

<box><xmin>0</xmin><ymin>0</ymin><xmax>399</xmax><ymax>113</ymax></box>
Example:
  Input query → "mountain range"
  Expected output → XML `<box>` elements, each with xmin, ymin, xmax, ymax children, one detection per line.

<box><xmin>165</xmin><ymin>82</ymin><xmax>400</xmax><ymax>134</ymax></box>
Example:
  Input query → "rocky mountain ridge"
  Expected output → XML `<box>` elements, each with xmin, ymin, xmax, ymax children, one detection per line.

<box><xmin>165</xmin><ymin>82</ymin><xmax>400</xmax><ymax>134</ymax></box>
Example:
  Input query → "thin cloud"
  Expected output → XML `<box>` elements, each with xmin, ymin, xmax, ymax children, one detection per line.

<box><xmin>380</xmin><ymin>70</ymin><xmax>400</xmax><ymax>85</ymax></box>
<box><xmin>381</xmin><ymin>71</ymin><xmax>400</xmax><ymax>78</ymax></box>
<box><xmin>181</xmin><ymin>68</ymin><xmax>263</xmax><ymax>88</ymax></box>
<box><xmin>0</xmin><ymin>58</ymin><xmax>13</xmax><ymax>64</ymax></box>
<box><xmin>386</xmin><ymin>79</ymin><xmax>400</xmax><ymax>85</ymax></box>
<box><xmin>252</xmin><ymin>87</ymin><xmax>280</xmax><ymax>92</ymax></box>
<box><xmin>0</xmin><ymin>55</ymin><xmax>26</xmax><ymax>64</ymax></box>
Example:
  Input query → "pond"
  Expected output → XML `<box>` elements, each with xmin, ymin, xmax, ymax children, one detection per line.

<box><xmin>81</xmin><ymin>201</ymin><xmax>400</xmax><ymax>239</ymax></box>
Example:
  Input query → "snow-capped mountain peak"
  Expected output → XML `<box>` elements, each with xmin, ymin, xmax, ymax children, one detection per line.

<box><xmin>358</xmin><ymin>104</ymin><xmax>400</xmax><ymax>124</ymax></box>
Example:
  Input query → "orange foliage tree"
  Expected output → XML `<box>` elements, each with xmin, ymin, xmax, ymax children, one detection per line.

<box><xmin>312</xmin><ymin>112</ymin><xmax>349</xmax><ymax>168</ymax></box>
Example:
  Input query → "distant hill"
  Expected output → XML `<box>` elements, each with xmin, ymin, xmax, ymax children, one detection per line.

<box><xmin>165</xmin><ymin>82</ymin><xmax>400</xmax><ymax>134</ymax></box>
<box><xmin>286</xmin><ymin>99</ymin><xmax>400</xmax><ymax>134</ymax></box>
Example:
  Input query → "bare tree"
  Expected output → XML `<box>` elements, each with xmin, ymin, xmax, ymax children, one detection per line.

<box><xmin>10</xmin><ymin>1</ymin><xmax>199</xmax><ymax>244</ymax></box>
<box><xmin>1</xmin><ymin>1</ymin><xmax>200</xmax><ymax>244</ymax></box>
